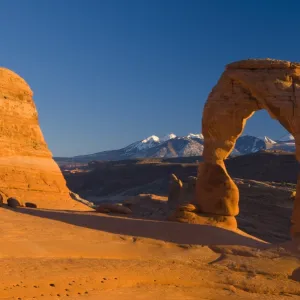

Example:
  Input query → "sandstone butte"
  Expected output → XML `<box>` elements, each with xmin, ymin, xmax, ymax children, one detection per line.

<box><xmin>0</xmin><ymin>67</ymin><xmax>91</xmax><ymax>210</ymax></box>
<box><xmin>189</xmin><ymin>58</ymin><xmax>300</xmax><ymax>240</ymax></box>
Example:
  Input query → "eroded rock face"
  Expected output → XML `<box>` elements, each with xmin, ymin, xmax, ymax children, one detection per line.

<box><xmin>0</xmin><ymin>68</ymin><xmax>91</xmax><ymax>210</ymax></box>
<box><xmin>193</xmin><ymin>58</ymin><xmax>300</xmax><ymax>237</ymax></box>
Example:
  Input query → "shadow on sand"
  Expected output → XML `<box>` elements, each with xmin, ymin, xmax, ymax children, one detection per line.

<box><xmin>9</xmin><ymin>206</ymin><xmax>271</xmax><ymax>248</ymax></box>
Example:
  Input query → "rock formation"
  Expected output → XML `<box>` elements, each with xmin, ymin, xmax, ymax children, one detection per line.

<box><xmin>168</xmin><ymin>203</ymin><xmax>237</xmax><ymax>230</ymax></box>
<box><xmin>25</xmin><ymin>202</ymin><xmax>37</xmax><ymax>208</ymax></box>
<box><xmin>7</xmin><ymin>198</ymin><xmax>22</xmax><ymax>208</ymax></box>
<box><xmin>175</xmin><ymin>176</ymin><xmax>197</xmax><ymax>206</ymax></box>
<box><xmin>291</xmin><ymin>267</ymin><xmax>300</xmax><ymax>282</ymax></box>
<box><xmin>0</xmin><ymin>68</ymin><xmax>91</xmax><ymax>210</ymax></box>
<box><xmin>96</xmin><ymin>203</ymin><xmax>132</xmax><ymax>214</ymax></box>
<box><xmin>167</xmin><ymin>174</ymin><xmax>183</xmax><ymax>208</ymax></box>
<box><xmin>177</xmin><ymin>59</ymin><xmax>300</xmax><ymax>239</ymax></box>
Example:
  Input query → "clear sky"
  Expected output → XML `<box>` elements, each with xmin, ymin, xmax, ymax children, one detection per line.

<box><xmin>0</xmin><ymin>0</ymin><xmax>299</xmax><ymax>156</ymax></box>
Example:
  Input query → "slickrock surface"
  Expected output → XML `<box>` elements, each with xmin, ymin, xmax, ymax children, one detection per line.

<box><xmin>0</xmin><ymin>206</ymin><xmax>299</xmax><ymax>299</ymax></box>
<box><xmin>0</xmin><ymin>68</ymin><xmax>91</xmax><ymax>210</ymax></box>
<box><xmin>192</xmin><ymin>59</ymin><xmax>300</xmax><ymax>237</ymax></box>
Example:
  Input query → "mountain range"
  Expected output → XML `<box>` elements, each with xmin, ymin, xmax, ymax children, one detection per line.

<box><xmin>54</xmin><ymin>133</ymin><xmax>296</xmax><ymax>165</ymax></box>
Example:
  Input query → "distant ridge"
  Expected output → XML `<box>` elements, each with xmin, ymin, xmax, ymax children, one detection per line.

<box><xmin>54</xmin><ymin>132</ymin><xmax>296</xmax><ymax>165</ymax></box>
<box><xmin>277</xmin><ymin>133</ymin><xmax>294</xmax><ymax>142</ymax></box>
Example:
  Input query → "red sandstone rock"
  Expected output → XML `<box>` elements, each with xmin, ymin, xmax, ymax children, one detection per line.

<box><xmin>167</xmin><ymin>174</ymin><xmax>183</xmax><ymax>207</ymax></box>
<box><xmin>192</xmin><ymin>58</ymin><xmax>300</xmax><ymax>236</ymax></box>
<box><xmin>25</xmin><ymin>202</ymin><xmax>37</xmax><ymax>208</ymax></box>
<box><xmin>7</xmin><ymin>198</ymin><xmax>23</xmax><ymax>208</ymax></box>
<box><xmin>0</xmin><ymin>68</ymin><xmax>92</xmax><ymax>211</ymax></box>
<box><xmin>291</xmin><ymin>267</ymin><xmax>300</xmax><ymax>282</ymax></box>
<box><xmin>194</xmin><ymin>162</ymin><xmax>239</xmax><ymax>216</ymax></box>
<box><xmin>168</xmin><ymin>204</ymin><xmax>237</xmax><ymax>230</ymax></box>
<box><xmin>95</xmin><ymin>203</ymin><xmax>132</xmax><ymax>215</ymax></box>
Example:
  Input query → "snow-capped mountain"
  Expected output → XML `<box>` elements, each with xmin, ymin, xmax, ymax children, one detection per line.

<box><xmin>234</xmin><ymin>135</ymin><xmax>277</xmax><ymax>155</ymax></box>
<box><xmin>122</xmin><ymin>133</ymin><xmax>204</xmax><ymax>159</ymax></box>
<box><xmin>278</xmin><ymin>134</ymin><xmax>294</xmax><ymax>142</ymax></box>
<box><xmin>186</xmin><ymin>133</ymin><xmax>204</xmax><ymax>139</ymax></box>
<box><xmin>124</xmin><ymin>135</ymin><xmax>161</xmax><ymax>152</ymax></box>
<box><xmin>146</xmin><ymin>136</ymin><xmax>204</xmax><ymax>158</ymax></box>
<box><xmin>258</xmin><ymin>136</ymin><xmax>276</xmax><ymax>144</ymax></box>
<box><xmin>124</xmin><ymin>133</ymin><xmax>178</xmax><ymax>153</ymax></box>
<box><xmin>270</xmin><ymin>134</ymin><xmax>295</xmax><ymax>152</ymax></box>
<box><xmin>160</xmin><ymin>133</ymin><xmax>177</xmax><ymax>142</ymax></box>
<box><xmin>235</xmin><ymin>136</ymin><xmax>266</xmax><ymax>154</ymax></box>
<box><xmin>54</xmin><ymin>133</ymin><xmax>296</xmax><ymax>164</ymax></box>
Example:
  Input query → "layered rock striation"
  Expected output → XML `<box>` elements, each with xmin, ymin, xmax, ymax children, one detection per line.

<box><xmin>0</xmin><ymin>68</ymin><xmax>91</xmax><ymax>210</ymax></box>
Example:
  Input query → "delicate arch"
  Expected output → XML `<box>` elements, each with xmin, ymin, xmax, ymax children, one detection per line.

<box><xmin>194</xmin><ymin>59</ymin><xmax>300</xmax><ymax>238</ymax></box>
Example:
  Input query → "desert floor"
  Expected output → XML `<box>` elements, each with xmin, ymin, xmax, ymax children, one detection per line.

<box><xmin>0</xmin><ymin>206</ymin><xmax>299</xmax><ymax>300</ymax></box>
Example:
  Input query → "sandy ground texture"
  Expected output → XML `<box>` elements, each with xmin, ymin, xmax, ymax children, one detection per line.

<box><xmin>0</xmin><ymin>206</ymin><xmax>299</xmax><ymax>300</ymax></box>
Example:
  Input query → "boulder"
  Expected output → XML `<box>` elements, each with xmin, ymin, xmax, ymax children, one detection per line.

<box><xmin>25</xmin><ymin>202</ymin><xmax>37</xmax><ymax>208</ymax></box>
<box><xmin>291</xmin><ymin>267</ymin><xmax>300</xmax><ymax>282</ymax></box>
<box><xmin>7</xmin><ymin>198</ymin><xmax>23</xmax><ymax>208</ymax></box>
<box><xmin>95</xmin><ymin>203</ymin><xmax>132</xmax><ymax>215</ymax></box>
<box><xmin>69</xmin><ymin>191</ymin><xmax>94</xmax><ymax>208</ymax></box>
<box><xmin>290</xmin><ymin>190</ymin><xmax>296</xmax><ymax>200</ymax></box>
<box><xmin>177</xmin><ymin>203</ymin><xmax>197</xmax><ymax>212</ymax></box>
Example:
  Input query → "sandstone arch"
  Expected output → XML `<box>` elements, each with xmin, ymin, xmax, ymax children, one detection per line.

<box><xmin>194</xmin><ymin>59</ymin><xmax>300</xmax><ymax>239</ymax></box>
<box><xmin>0</xmin><ymin>68</ymin><xmax>91</xmax><ymax>210</ymax></box>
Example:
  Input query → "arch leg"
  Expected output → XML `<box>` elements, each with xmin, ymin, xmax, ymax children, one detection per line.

<box><xmin>193</xmin><ymin>91</ymin><xmax>257</xmax><ymax>220</ymax></box>
<box><xmin>170</xmin><ymin>75</ymin><xmax>259</xmax><ymax>230</ymax></box>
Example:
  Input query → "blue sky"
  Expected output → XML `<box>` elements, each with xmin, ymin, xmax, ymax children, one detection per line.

<box><xmin>0</xmin><ymin>0</ymin><xmax>299</xmax><ymax>156</ymax></box>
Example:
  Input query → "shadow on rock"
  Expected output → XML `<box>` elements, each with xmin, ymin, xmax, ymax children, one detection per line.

<box><xmin>9</xmin><ymin>206</ymin><xmax>271</xmax><ymax>248</ymax></box>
